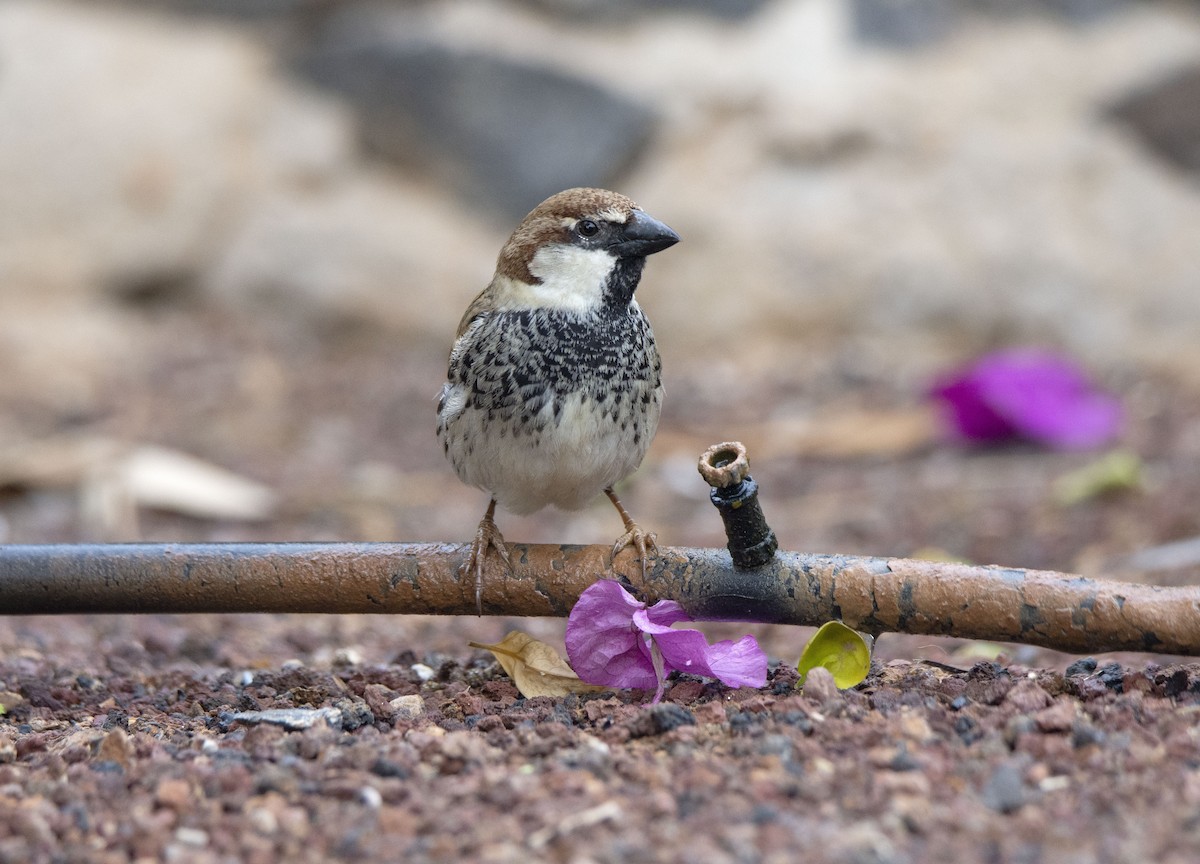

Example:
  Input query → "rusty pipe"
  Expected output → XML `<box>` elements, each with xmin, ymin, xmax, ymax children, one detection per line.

<box><xmin>1</xmin><ymin>542</ymin><xmax>1199</xmax><ymax>655</ymax></box>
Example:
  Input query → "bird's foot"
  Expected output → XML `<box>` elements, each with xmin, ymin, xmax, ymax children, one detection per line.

<box><xmin>605</xmin><ymin>488</ymin><xmax>657</xmax><ymax>580</ymax></box>
<box><xmin>610</xmin><ymin>523</ymin><xmax>658</xmax><ymax>580</ymax></box>
<box><xmin>463</xmin><ymin>500</ymin><xmax>511</xmax><ymax>614</ymax></box>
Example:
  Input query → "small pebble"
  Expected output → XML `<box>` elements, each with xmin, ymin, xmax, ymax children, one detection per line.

<box><xmin>174</xmin><ymin>827</ymin><xmax>210</xmax><ymax>848</ymax></box>
<box><xmin>96</xmin><ymin>728</ymin><xmax>134</xmax><ymax>771</ymax></box>
<box><xmin>247</xmin><ymin>807</ymin><xmax>278</xmax><ymax>836</ymax></box>
<box><xmin>624</xmin><ymin>703</ymin><xmax>695</xmax><ymax>739</ymax></box>
<box><xmin>228</xmin><ymin>707</ymin><xmax>343</xmax><ymax>731</ymax></box>
<box><xmin>154</xmin><ymin>778</ymin><xmax>192</xmax><ymax>811</ymax></box>
<box><xmin>390</xmin><ymin>695</ymin><xmax>425</xmax><ymax>721</ymax></box>
<box><xmin>982</xmin><ymin>761</ymin><xmax>1029</xmax><ymax>813</ymax></box>
<box><xmin>332</xmin><ymin>647</ymin><xmax>363</xmax><ymax>666</ymax></box>
<box><xmin>802</xmin><ymin>666</ymin><xmax>841</xmax><ymax>704</ymax></box>
<box><xmin>1065</xmin><ymin>657</ymin><xmax>1098</xmax><ymax>677</ymax></box>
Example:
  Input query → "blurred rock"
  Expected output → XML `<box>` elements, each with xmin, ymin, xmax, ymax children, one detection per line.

<box><xmin>0</xmin><ymin>296</ymin><xmax>142</xmax><ymax>416</ymax></box>
<box><xmin>389</xmin><ymin>694</ymin><xmax>426</xmax><ymax>721</ymax></box>
<box><xmin>126</xmin><ymin>0</ymin><xmax>776</xmax><ymax>24</ymax></box>
<box><xmin>225</xmin><ymin>707</ymin><xmax>344</xmax><ymax>730</ymax></box>
<box><xmin>852</xmin><ymin>0</ymin><xmax>1120</xmax><ymax>50</ymax></box>
<box><xmin>122</xmin><ymin>0</ymin><xmax>336</xmax><ymax>18</ymax></box>
<box><xmin>1036</xmin><ymin>0</ymin><xmax>1122</xmax><ymax>23</ymax></box>
<box><xmin>0</xmin><ymin>1</ymin><xmax>355</xmax><ymax>411</ymax></box>
<box><xmin>624</xmin><ymin>0</ymin><xmax>1200</xmax><ymax>377</ymax></box>
<box><xmin>82</xmin><ymin>444</ymin><xmax>278</xmax><ymax>536</ymax></box>
<box><xmin>0</xmin><ymin>2</ymin><xmax>270</xmax><ymax>300</ymax></box>
<box><xmin>0</xmin><ymin>435</ymin><xmax>277</xmax><ymax>539</ymax></box>
<box><xmin>0</xmin><ymin>1</ymin><xmax>487</xmax><ymax>417</ymax></box>
<box><xmin>201</xmin><ymin>172</ymin><xmax>496</xmax><ymax>337</ymax></box>
<box><xmin>1109</xmin><ymin>63</ymin><xmax>1200</xmax><ymax>174</ymax></box>
<box><xmin>296</xmin><ymin>38</ymin><xmax>657</xmax><ymax>217</ymax></box>
<box><xmin>519</xmin><ymin>0</ymin><xmax>775</xmax><ymax>21</ymax></box>
<box><xmin>851</xmin><ymin>0</ymin><xmax>962</xmax><ymax>48</ymax></box>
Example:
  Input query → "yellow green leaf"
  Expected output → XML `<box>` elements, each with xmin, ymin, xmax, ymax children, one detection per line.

<box><xmin>1053</xmin><ymin>449</ymin><xmax>1142</xmax><ymax>506</ymax></box>
<box><xmin>796</xmin><ymin>621</ymin><xmax>872</xmax><ymax>690</ymax></box>
<box><xmin>470</xmin><ymin>631</ymin><xmax>608</xmax><ymax>699</ymax></box>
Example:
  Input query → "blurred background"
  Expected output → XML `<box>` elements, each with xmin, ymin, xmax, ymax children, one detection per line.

<box><xmin>2</xmin><ymin>0</ymin><xmax>1199</xmax><ymax>665</ymax></box>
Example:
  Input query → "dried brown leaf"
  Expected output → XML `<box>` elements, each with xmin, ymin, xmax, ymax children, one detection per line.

<box><xmin>470</xmin><ymin>631</ymin><xmax>607</xmax><ymax>699</ymax></box>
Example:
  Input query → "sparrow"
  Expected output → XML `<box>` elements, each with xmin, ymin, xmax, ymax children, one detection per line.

<box><xmin>437</xmin><ymin>187</ymin><xmax>680</xmax><ymax>610</ymax></box>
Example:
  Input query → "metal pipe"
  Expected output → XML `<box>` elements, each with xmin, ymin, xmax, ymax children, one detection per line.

<box><xmin>1</xmin><ymin>542</ymin><xmax>1198</xmax><ymax>655</ymax></box>
<box><xmin>1</xmin><ymin>440</ymin><xmax>1196</xmax><ymax>656</ymax></box>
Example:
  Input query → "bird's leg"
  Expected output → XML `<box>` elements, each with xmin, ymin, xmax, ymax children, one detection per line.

<box><xmin>463</xmin><ymin>499</ymin><xmax>512</xmax><ymax>614</ymax></box>
<box><xmin>604</xmin><ymin>487</ymin><xmax>657</xmax><ymax>580</ymax></box>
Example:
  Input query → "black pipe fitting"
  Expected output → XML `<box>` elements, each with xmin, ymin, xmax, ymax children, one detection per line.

<box><xmin>698</xmin><ymin>441</ymin><xmax>779</xmax><ymax>569</ymax></box>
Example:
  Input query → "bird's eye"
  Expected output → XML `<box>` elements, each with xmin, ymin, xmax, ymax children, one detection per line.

<box><xmin>576</xmin><ymin>219</ymin><xmax>600</xmax><ymax>238</ymax></box>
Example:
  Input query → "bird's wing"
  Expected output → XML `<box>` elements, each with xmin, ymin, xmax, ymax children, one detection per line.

<box><xmin>455</xmin><ymin>286</ymin><xmax>496</xmax><ymax>339</ymax></box>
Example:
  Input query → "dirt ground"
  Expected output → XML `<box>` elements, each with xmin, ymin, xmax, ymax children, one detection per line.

<box><xmin>2</xmin><ymin>299</ymin><xmax>1200</xmax><ymax>864</ymax></box>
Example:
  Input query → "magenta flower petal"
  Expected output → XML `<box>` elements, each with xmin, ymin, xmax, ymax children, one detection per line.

<box><xmin>565</xmin><ymin>579</ymin><xmax>657</xmax><ymax>689</ymax></box>
<box><xmin>977</xmin><ymin>354</ymin><xmax>1122</xmax><ymax>449</ymax></box>
<box><xmin>641</xmin><ymin>598</ymin><xmax>691</xmax><ymax>629</ymax></box>
<box><xmin>931</xmin><ymin>376</ymin><xmax>1014</xmax><ymax>441</ymax></box>
<box><xmin>689</xmin><ymin>635</ymin><xmax>769</xmax><ymax>688</ymax></box>
<box><xmin>633</xmin><ymin>611</ymin><xmax>768</xmax><ymax>689</ymax></box>
<box><xmin>565</xmin><ymin>580</ymin><xmax>769</xmax><ymax>698</ymax></box>
<box><xmin>931</xmin><ymin>349</ymin><xmax>1121</xmax><ymax>450</ymax></box>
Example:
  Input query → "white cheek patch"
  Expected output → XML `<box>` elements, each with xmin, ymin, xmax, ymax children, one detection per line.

<box><xmin>517</xmin><ymin>244</ymin><xmax>616</xmax><ymax>313</ymax></box>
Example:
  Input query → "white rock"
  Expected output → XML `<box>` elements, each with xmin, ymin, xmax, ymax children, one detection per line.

<box><xmin>228</xmin><ymin>707</ymin><xmax>343</xmax><ymax>731</ymax></box>
<box><xmin>410</xmin><ymin>663</ymin><xmax>436</xmax><ymax>682</ymax></box>
<box><xmin>111</xmin><ymin>444</ymin><xmax>277</xmax><ymax>522</ymax></box>
<box><xmin>202</xmin><ymin>171</ymin><xmax>496</xmax><ymax>339</ymax></box>
<box><xmin>0</xmin><ymin>2</ymin><xmax>271</xmax><ymax>294</ymax></box>
<box><xmin>247</xmin><ymin>806</ymin><xmax>279</xmax><ymax>836</ymax></box>
<box><xmin>0</xmin><ymin>2</ymin><xmax>369</xmax><ymax>414</ymax></box>
<box><xmin>389</xmin><ymin>694</ymin><xmax>426</xmax><ymax>720</ymax></box>
<box><xmin>173</xmin><ymin>827</ymin><xmax>210</xmax><ymax>848</ymax></box>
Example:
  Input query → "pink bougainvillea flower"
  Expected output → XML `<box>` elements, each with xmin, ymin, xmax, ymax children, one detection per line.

<box><xmin>930</xmin><ymin>349</ymin><xmax>1121</xmax><ymax>450</ymax></box>
<box><xmin>565</xmin><ymin>580</ymin><xmax>767</xmax><ymax>704</ymax></box>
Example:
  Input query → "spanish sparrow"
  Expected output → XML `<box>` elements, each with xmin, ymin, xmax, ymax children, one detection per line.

<box><xmin>437</xmin><ymin>187</ymin><xmax>679</xmax><ymax>609</ymax></box>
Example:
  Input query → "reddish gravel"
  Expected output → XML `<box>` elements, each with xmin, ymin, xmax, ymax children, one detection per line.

<box><xmin>3</xmin><ymin>641</ymin><xmax>1200</xmax><ymax>863</ymax></box>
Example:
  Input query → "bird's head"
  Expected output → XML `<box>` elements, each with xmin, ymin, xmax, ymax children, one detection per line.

<box><xmin>490</xmin><ymin>188</ymin><xmax>679</xmax><ymax>315</ymax></box>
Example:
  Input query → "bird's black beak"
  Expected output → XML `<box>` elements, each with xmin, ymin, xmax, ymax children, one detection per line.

<box><xmin>611</xmin><ymin>210</ymin><xmax>680</xmax><ymax>258</ymax></box>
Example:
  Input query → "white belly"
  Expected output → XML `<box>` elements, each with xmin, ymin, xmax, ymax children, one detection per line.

<box><xmin>443</xmin><ymin>386</ymin><xmax>661</xmax><ymax>515</ymax></box>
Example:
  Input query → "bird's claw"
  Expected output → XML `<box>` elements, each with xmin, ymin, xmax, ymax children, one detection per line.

<box><xmin>463</xmin><ymin>512</ymin><xmax>512</xmax><ymax>615</ymax></box>
<box><xmin>610</xmin><ymin>524</ymin><xmax>658</xmax><ymax>580</ymax></box>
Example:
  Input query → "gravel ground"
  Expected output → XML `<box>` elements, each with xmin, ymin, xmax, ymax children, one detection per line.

<box><xmin>3</xmin><ymin>633</ymin><xmax>1200</xmax><ymax>863</ymax></box>
<box><xmin>2</xmin><ymin>305</ymin><xmax>1200</xmax><ymax>863</ymax></box>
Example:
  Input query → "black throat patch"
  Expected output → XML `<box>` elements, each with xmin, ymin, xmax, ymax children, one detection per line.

<box><xmin>604</xmin><ymin>257</ymin><xmax>647</xmax><ymax>310</ymax></box>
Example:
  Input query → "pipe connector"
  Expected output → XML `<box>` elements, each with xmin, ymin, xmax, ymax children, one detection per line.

<box><xmin>698</xmin><ymin>442</ymin><xmax>778</xmax><ymax>569</ymax></box>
